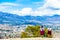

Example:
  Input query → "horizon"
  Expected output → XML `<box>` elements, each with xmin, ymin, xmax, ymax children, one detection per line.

<box><xmin>1</xmin><ymin>11</ymin><xmax>60</xmax><ymax>16</ymax></box>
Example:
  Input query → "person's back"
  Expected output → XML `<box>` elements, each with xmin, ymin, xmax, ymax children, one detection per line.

<box><xmin>48</xmin><ymin>28</ymin><xmax>52</xmax><ymax>35</ymax></box>
<box><xmin>47</xmin><ymin>27</ymin><xmax>52</xmax><ymax>38</ymax></box>
<box><xmin>40</xmin><ymin>26</ymin><xmax>45</xmax><ymax>37</ymax></box>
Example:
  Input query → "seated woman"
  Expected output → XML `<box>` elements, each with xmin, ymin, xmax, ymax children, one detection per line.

<box><xmin>40</xmin><ymin>26</ymin><xmax>45</xmax><ymax>37</ymax></box>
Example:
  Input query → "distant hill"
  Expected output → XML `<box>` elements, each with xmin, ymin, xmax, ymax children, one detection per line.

<box><xmin>0</xmin><ymin>12</ymin><xmax>60</xmax><ymax>26</ymax></box>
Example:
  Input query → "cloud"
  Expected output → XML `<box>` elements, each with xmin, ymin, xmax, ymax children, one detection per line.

<box><xmin>20</xmin><ymin>8</ymin><xmax>32</xmax><ymax>15</ymax></box>
<box><xmin>46</xmin><ymin>0</ymin><xmax>60</xmax><ymax>8</ymax></box>
<box><xmin>0</xmin><ymin>2</ymin><xmax>19</xmax><ymax>6</ymax></box>
<box><xmin>16</xmin><ymin>0</ymin><xmax>60</xmax><ymax>16</ymax></box>
<box><xmin>0</xmin><ymin>0</ymin><xmax>60</xmax><ymax>16</ymax></box>
<box><xmin>32</xmin><ymin>0</ymin><xmax>60</xmax><ymax>16</ymax></box>
<box><xmin>0</xmin><ymin>2</ymin><xmax>33</xmax><ymax>16</ymax></box>
<box><xmin>0</xmin><ymin>2</ymin><xmax>21</xmax><ymax>14</ymax></box>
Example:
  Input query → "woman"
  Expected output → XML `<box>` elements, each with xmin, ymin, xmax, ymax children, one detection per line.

<box><xmin>40</xmin><ymin>26</ymin><xmax>45</xmax><ymax>37</ymax></box>
<box><xmin>47</xmin><ymin>27</ymin><xmax>52</xmax><ymax>38</ymax></box>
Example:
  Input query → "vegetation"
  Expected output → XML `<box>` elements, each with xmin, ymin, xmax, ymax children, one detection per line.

<box><xmin>21</xmin><ymin>25</ymin><xmax>41</xmax><ymax>38</ymax></box>
<box><xmin>20</xmin><ymin>25</ymin><xmax>52</xmax><ymax>38</ymax></box>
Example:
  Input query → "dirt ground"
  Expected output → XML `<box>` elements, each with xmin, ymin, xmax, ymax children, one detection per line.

<box><xmin>0</xmin><ymin>38</ymin><xmax>60</xmax><ymax>40</ymax></box>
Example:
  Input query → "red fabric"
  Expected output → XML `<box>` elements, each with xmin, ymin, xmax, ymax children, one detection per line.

<box><xmin>40</xmin><ymin>30</ymin><xmax>44</xmax><ymax>35</ymax></box>
<box><xmin>48</xmin><ymin>30</ymin><xmax>52</xmax><ymax>35</ymax></box>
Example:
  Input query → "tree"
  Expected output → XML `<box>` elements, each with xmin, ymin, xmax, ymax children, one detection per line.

<box><xmin>20</xmin><ymin>32</ymin><xmax>28</xmax><ymax>38</ymax></box>
<box><xmin>21</xmin><ymin>25</ymin><xmax>41</xmax><ymax>38</ymax></box>
<box><xmin>44</xmin><ymin>27</ymin><xmax>48</xmax><ymax>37</ymax></box>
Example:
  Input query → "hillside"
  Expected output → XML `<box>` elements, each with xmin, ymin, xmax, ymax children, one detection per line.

<box><xmin>0</xmin><ymin>12</ymin><xmax>60</xmax><ymax>26</ymax></box>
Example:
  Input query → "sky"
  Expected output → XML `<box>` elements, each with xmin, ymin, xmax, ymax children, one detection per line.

<box><xmin>0</xmin><ymin>0</ymin><xmax>60</xmax><ymax>16</ymax></box>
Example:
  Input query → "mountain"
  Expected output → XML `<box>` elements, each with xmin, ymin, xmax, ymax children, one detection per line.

<box><xmin>0</xmin><ymin>12</ymin><xmax>41</xmax><ymax>26</ymax></box>
<box><xmin>0</xmin><ymin>12</ymin><xmax>60</xmax><ymax>26</ymax></box>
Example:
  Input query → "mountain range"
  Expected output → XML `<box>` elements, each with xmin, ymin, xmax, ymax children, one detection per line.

<box><xmin>0</xmin><ymin>12</ymin><xmax>60</xmax><ymax>26</ymax></box>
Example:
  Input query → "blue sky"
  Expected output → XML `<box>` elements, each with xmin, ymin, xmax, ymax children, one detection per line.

<box><xmin>0</xmin><ymin>0</ymin><xmax>44</xmax><ymax>8</ymax></box>
<box><xmin>0</xmin><ymin>0</ymin><xmax>16</xmax><ymax>2</ymax></box>
<box><xmin>0</xmin><ymin>0</ymin><xmax>60</xmax><ymax>16</ymax></box>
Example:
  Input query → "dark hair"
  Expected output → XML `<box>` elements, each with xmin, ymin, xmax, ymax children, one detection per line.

<box><xmin>50</xmin><ymin>26</ymin><xmax>51</xmax><ymax>28</ymax></box>
<box><xmin>41</xmin><ymin>26</ymin><xmax>43</xmax><ymax>28</ymax></box>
